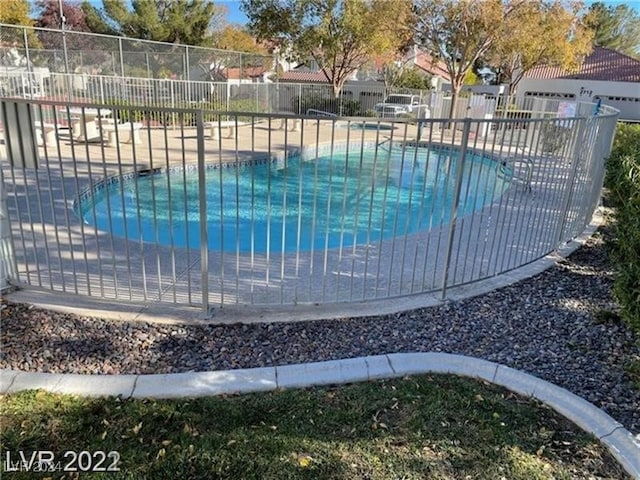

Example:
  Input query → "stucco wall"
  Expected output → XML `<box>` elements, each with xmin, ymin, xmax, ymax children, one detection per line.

<box><xmin>517</xmin><ymin>78</ymin><xmax>640</xmax><ymax>121</ymax></box>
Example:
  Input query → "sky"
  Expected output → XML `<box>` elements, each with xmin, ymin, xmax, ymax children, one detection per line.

<box><xmin>217</xmin><ymin>0</ymin><xmax>249</xmax><ymax>25</ymax></box>
<box><xmin>220</xmin><ymin>0</ymin><xmax>640</xmax><ymax>25</ymax></box>
<box><xmin>49</xmin><ymin>0</ymin><xmax>640</xmax><ymax>27</ymax></box>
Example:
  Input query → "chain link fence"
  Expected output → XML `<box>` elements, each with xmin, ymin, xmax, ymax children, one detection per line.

<box><xmin>0</xmin><ymin>23</ymin><xmax>273</xmax><ymax>81</ymax></box>
<box><xmin>1</xmin><ymin>24</ymin><xmax>437</xmax><ymax>117</ymax></box>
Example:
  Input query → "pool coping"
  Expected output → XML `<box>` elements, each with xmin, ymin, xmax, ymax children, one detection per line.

<box><xmin>74</xmin><ymin>138</ymin><xmax>507</xmax><ymax>217</ymax></box>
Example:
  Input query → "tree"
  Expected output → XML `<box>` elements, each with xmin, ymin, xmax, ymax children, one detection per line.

<box><xmin>190</xmin><ymin>25</ymin><xmax>270</xmax><ymax>81</ymax></box>
<box><xmin>80</xmin><ymin>0</ymin><xmax>224</xmax><ymax>77</ymax></box>
<box><xmin>242</xmin><ymin>0</ymin><xmax>413</xmax><ymax>100</ymax></box>
<box><xmin>213</xmin><ymin>25</ymin><xmax>272</xmax><ymax>78</ymax></box>
<box><xmin>35</xmin><ymin>0</ymin><xmax>91</xmax><ymax>50</ymax></box>
<box><xmin>385</xmin><ymin>64</ymin><xmax>432</xmax><ymax>90</ymax></box>
<box><xmin>81</xmin><ymin>0</ymin><xmax>221</xmax><ymax>46</ymax></box>
<box><xmin>213</xmin><ymin>25</ymin><xmax>264</xmax><ymax>53</ymax></box>
<box><xmin>0</xmin><ymin>0</ymin><xmax>42</xmax><ymax>49</ymax></box>
<box><xmin>414</xmin><ymin>0</ymin><xmax>506</xmax><ymax>119</ymax></box>
<box><xmin>463</xmin><ymin>69</ymin><xmax>479</xmax><ymax>86</ymax></box>
<box><xmin>488</xmin><ymin>0</ymin><xmax>593</xmax><ymax>93</ymax></box>
<box><xmin>0</xmin><ymin>0</ymin><xmax>32</xmax><ymax>25</ymax></box>
<box><xmin>81</xmin><ymin>1</ymin><xmax>118</xmax><ymax>35</ymax></box>
<box><xmin>584</xmin><ymin>2</ymin><xmax>640</xmax><ymax>56</ymax></box>
<box><xmin>36</xmin><ymin>0</ymin><xmax>89</xmax><ymax>31</ymax></box>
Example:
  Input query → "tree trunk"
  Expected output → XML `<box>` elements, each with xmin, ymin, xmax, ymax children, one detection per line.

<box><xmin>333</xmin><ymin>81</ymin><xmax>342</xmax><ymax>115</ymax></box>
<box><xmin>333</xmin><ymin>82</ymin><xmax>341</xmax><ymax>98</ymax></box>
<box><xmin>447</xmin><ymin>84</ymin><xmax>461</xmax><ymax>129</ymax></box>
<box><xmin>448</xmin><ymin>87</ymin><xmax>458</xmax><ymax>120</ymax></box>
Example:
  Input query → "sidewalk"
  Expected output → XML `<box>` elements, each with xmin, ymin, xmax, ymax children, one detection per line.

<box><xmin>1</xmin><ymin>352</ymin><xmax>639</xmax><ymax>478</ymax></box>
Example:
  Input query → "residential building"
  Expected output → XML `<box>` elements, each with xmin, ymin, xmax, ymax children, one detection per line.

<box><xmin>517</xmin><ymin>46</ymin><xmax>640</xmax><ymax>121</ymax></box>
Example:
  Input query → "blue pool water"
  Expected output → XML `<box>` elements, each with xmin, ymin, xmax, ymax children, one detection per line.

<box><xmin>340</xmin><ymin>122</ymin><xmax>396</xmax><ymax>131</ymax></box>
<box><xmin>80</xmin><ymin>145</ymin><xmax>509</xmax><ymax>253</ymax></box>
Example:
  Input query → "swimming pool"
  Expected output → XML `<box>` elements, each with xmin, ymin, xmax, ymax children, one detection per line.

<box><xmin>336</xmin><ymin>121</ymin><xmax>397</xmax><ymax>131</ymax></box>
<box><xmin>78</xmin><ymin>143</ymin><xmax>509</xmax><ymax>253</ymax></box>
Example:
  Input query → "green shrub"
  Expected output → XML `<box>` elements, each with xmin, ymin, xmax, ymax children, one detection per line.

<box><xmin>293</xmin><ymin>94</ymin><xmax>362</xmax><ymax>116</ymax></box>
<box><xmin>604</xmin><ymin>123</ymin><xmax>640</xmax><ymax>332</ymax></box>
<box><xmin>100</xmin><ymin>97</ymin><xmax>266</xmax><ymax>127</ymax></box>
<box><xmin>227</xmin><ymin>98</ymin><xmax>264</xmax><ymax>113</ymax></box>
<box><xmin>339</xmin><ymin>98</ymin><xmax>361</xmax><ymax>116</ymax></box>
<box><xmin>103</xmin><ymin>99</ymin><xmax>173</xmax><ymax>125</ymax></box>
<box><xmin>226</xmin><ymin>98</ymin><xmax>266</xmax><ymax>122</ymax></box>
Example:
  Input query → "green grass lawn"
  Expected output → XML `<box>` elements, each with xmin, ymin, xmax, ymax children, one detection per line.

<box><xmin>0</xmin><ymin>374</ymin><xmax>628</xmax><ymax>479</ymax></box>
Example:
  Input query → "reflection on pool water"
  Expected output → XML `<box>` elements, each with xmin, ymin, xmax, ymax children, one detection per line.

<box><xmin>79</xmin><ymin>144</ymin><xmax>508</xmax><ymax>253</ymax></box>
<box><xmin>337</xmin><ymin>121</ymin><xmax>397</xmax><ymax>131</ymax></box>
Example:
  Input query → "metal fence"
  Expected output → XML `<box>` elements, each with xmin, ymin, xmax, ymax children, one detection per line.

<box><xmin>0</xmin><ymin>66</ymin><xmax>503</xmax><ymax>123</ymax></box>
<box><xmin>0</xmin><ymin>95</ymin><xmax>619</xmax><ymax>313</ymax></box>
<box><xmin>0</xmin><ymin>23</ymin><xmax>273</xmax><ymax>81</ymax></box>
<box><xmin>2</xmin><ymin>24</ymin><xmax>497</xmax><ymax>120</ymax></box>
<box><xmin>0</xmin><ymin>24</ymin><xmax>429</xmax><ymax>116</ymax></box>
<box><xmin>0</xmin><ymin>69</ymin><xmax>435</xmax><ymax>116</ymax></box>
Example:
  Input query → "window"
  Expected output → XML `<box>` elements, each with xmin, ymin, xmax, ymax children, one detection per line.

<box><xmin>524</xmin><ymin>91</ymin><xmax>576</xmax><ymax>99</ymax></box>
<box><xmin>594</xmin><ymin>95</ymin><xmax>640</xmax><ymax>102</ymax></box>
<box><xmin>359</xmin><ymin>91</ymin><xmax>384</xmax><ymax>97</ymax></box>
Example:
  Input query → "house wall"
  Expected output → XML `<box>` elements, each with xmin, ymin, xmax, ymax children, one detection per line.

<box><xmin>276</xmin><ymin>80</ymin><xmax>436</xmax><ymax>114</ymax></box>
<box><xmin>516</xmin><ymin>78</ymin><xmax>640</xmax><ymax>121</ymax></box>
<box><xmin>440</xmin><ymin>84</ymin><xmax>508</xmax><ymax>96</ymax></box>
<box><xmin>275</xmin><ymin>80</ymin><xmax>386</xmax><ymax>113</ymax></box>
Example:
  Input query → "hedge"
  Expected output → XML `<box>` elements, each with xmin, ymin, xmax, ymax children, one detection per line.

<box><xmin>604</xmin><ymin>123</ymin><xmax>640</xmax><ymax>332</ymax></box>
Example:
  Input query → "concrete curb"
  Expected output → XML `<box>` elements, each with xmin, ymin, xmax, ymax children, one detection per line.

<box><xmin>1</xmin><ymin>352</ymin><xmax>638</xmax><ymax>478</ymax></box>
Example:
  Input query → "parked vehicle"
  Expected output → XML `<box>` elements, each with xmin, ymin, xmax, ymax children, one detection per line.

<box><xmin>374</xmin><ymin>94</ymin><xmax>428</xmax><ymax>118</ymax></box>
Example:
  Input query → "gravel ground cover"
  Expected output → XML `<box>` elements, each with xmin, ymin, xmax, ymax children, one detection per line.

<box><xmin>2</xmin><ymin>226</ymin><xmax>639</xmax><ymax>435</ymax></box>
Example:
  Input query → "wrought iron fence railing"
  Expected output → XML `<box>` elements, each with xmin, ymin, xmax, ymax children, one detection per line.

<box><xmin>0</xmin><ymin>95</ymin><xmax>618</xmax><ymax>312</ymax></box>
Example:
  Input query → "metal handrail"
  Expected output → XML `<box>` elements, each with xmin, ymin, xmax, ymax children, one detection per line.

<box><xmin>306</xmin><ymin>108</ymin><xmax>337</xmax><ymax>117</ymax></box>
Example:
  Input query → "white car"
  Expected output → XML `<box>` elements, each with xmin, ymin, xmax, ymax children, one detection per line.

<box><xmin>374</xmin><ymin>94</ymin><xmax>429</xmax><ymax>118</ymax></box>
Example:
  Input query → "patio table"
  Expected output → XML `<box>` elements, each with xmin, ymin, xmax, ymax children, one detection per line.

<box><xmin>58</xmin><ymin>107</ymin><xmax>112</xmax><ymax>142</ymax></box>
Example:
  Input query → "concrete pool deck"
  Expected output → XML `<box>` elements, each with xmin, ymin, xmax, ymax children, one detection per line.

<box><xmin>3</xmin><ymin>117</ymin><xmax>591</xmax><ymax>309</ymax></box>
<box><xmin>4</xmin><ymin>205</ymin><xmax>602</xmax><ymax>324</ymax></box>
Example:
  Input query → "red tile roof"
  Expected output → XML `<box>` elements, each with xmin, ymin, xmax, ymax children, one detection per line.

<box><xmin>278</xmin><ymin>68</ymin><xmax>332</xmax><ymax>83</ymax></box>
<box><xmin>524</xmin><ymin>47</ymin><xmax>640</xmax><ymax>82</ymax></box>
<box><xmin>362</xmin><ymin>48</ymin><xmax>451</xmax><ymax>82</ymax></box>
<box><xmin>223</xmin><ymin>66</ymin><xmax>267</xmax><ymax>79</ymax></box>
<box><xmin>414</xmin><ymin>52</ymin><xmax>451</xmax><ymax>82</ymax></box>
<box><xmin>276</xmin><ymin>48</ymin><xmax>451</xmax><ymax>84</ymax></box>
